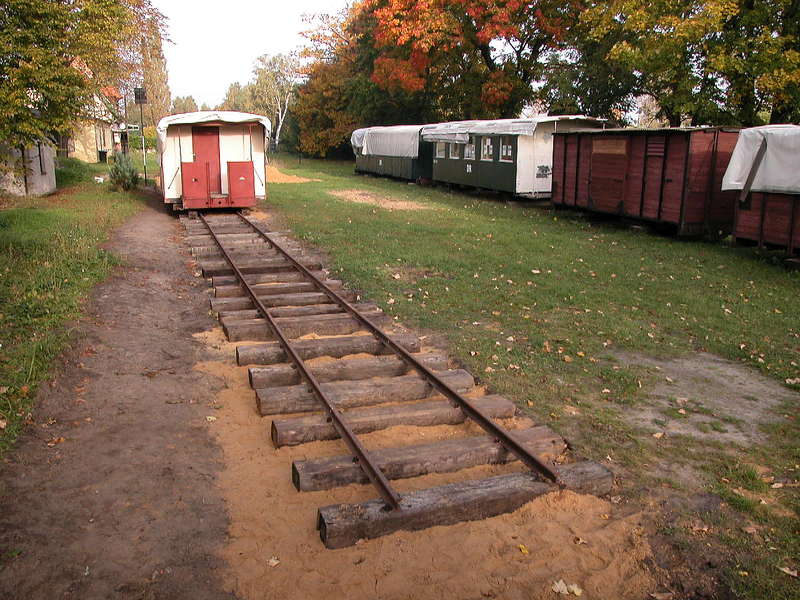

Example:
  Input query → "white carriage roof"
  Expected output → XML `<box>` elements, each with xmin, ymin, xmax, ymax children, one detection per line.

<box><xmin>156</xmin><ymin>111</ymin><xmax>272</xmax><ymax>146</ymax></box>
<box><xmin>420</xmin><ymin>116</ymin><xmax>604</xmax><ymax>142</ymax></box>
<box><xmin>351</xmin><ymin>125</ymin><xmax>428</xmax><ymax>158</ymax></box>
<box><xmin>722</xmin><ymin>125</ymin><xmax>800</xmax><ymax>195</ymax></box>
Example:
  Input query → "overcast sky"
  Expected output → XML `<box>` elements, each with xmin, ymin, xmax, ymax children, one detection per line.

<box><xmin>155</xmin><ymin>0</ymin><xmax>348</xmax><ymax>108</ymax></box>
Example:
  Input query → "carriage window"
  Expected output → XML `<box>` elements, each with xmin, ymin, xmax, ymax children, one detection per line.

<box><xmin>449</xmin><ymin>143</ymin><xmax>460</xmax><ymax>159</ymax></box>
<box><xmin>481</xmin><ymin>137</ymin><xmax>493</xmax><ymax>161</ymax></box>
<box><xmin>464</xmin><ymin>136</ymin><xmax>476</xmax><ymax>160</ymax></box>
<box><xmin>435</xmin><ymin>142</ymin><xmax>446</xmax><ymax>158</ymax></box>
<box><xmin>499</xmin><ymin>136</ymin><xmax>513</xmax><ymax>162</ymax></box>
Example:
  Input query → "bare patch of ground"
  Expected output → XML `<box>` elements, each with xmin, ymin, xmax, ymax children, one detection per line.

<box><xmin>0</xmin><ymin>198</ymin><xmax>235</xmax><ymax>599</ymax></box>
<box><xmin>267</xmin><ymin>165</ymin><xmax>319</xmax><ymax>184</ymax></box>
<box><xmin>329</xmin><ymin>189</ymin><xmax>434</xmax><ymax>211</ymax></box>
<box><xmin>383</xmin><ymin>264</ymin><xmax>449</xmax><ymax>283</ymax></box>
<box><xmin>618</xmin><ymin>351</ymin><xmax>794</xmax><ymax>446</ymax></box>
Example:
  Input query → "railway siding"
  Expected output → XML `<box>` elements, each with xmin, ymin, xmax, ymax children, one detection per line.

<box><xmin>182</xmin><ymin>211</ymin><xmax>613</xmax><ymax>547</ymax></box>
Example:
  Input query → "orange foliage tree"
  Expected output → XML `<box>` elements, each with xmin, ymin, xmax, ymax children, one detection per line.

<box><xmin>362</xmin><ymin>0</ymin><xmax>577</xmax><ymax>118</ymax></box>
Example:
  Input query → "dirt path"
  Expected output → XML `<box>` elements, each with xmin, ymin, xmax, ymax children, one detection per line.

<box><xmin>0</xmin><ymin>197</ymin><xmax>236</xmax><ymax>599</ymax></box>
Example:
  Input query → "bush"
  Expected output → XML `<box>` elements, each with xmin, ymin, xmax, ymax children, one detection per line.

<box><xmin>55</xmin><ymin>157</ymin><xmax>93</xmax><ymax>187</ymax></box>
<box><xmin>109</xmin><ymin>153</ymin><xmax>140</xmax><ymax>191</ymax></box>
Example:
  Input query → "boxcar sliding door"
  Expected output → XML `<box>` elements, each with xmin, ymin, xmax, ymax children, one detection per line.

<box><xmin>589</xmin><ymin>136</ymin><xmax>628</xmax><ymax>213</ymax></box>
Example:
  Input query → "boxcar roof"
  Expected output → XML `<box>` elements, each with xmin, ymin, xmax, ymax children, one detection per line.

<box><xmin>156</xmin><ymin>111</ymin><xmax>272</xmax><ymax>146</ymax></box>
<box><xmin>722</xmin><ymin>124</ymin><xmax>800</xmax><ymax>194</ymax></box>
<box><xmin>421</xmin><ymin>116</ymin><xmax>604</xmax><ymax>142</ymax></box>
<box><xmin>555</xmin><ymin>126</ymin><xmax>738</xmax><ymax>135</ymax></box>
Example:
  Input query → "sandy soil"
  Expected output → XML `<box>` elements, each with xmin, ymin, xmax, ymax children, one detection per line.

<box><xmin>267</xmin><ymin>165</ymin><xmax>319</xmax><ymax>184</ymax></box>
<box><xmin>329</xmin><ymin>189</ymin><xmax>433</xmax><ymax>211</ymax></box>
<box><xmin>194</xmin><ymin>325</ymin><xmax>660</xmax><ymax>600</ymax></box>
<box><xmin>0</xmin><ymin>196</ymin><xmax>235</xmax><ymax>599</ymax></box>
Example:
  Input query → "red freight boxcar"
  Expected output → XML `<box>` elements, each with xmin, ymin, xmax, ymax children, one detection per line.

<box><xmin>156</xmin><ymin>111</ymin><xmax>272</xmax><ymax>211</ymax></box>
<box><xmin>552</xmin><ymin>128</ymin><xmax>740</xmax><ymax>236</ymax></box>
<box><xmin>722</xmin><ymin>125</ymin><xmax>800</xmax><ymax>255</ymax></box>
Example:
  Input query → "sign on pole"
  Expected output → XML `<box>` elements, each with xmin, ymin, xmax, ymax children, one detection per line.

<box><xmin>134</xmin><ymin>87</ymin><xmax>147</xmax><ymax>180</ymax></box>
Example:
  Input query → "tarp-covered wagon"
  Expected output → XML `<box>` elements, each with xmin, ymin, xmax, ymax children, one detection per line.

<box><xmin>157</xmin><ymin>111</ymin><xmax>271</xmax><ymax>210</ymax></box>
<box><xmin>351</xmin><ymin>125</ymin><xmax>433</xmax><ymax>181</ymax></box>
<box><xmin>722</xmin><ymin>125</ymin><xmax>800</xmax><ymax>255</ymax></box>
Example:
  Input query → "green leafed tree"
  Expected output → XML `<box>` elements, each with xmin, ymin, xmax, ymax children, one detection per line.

<box><xmin>218</xmin><ymin>82</ymin><xmax>252</xmax><ymax>112</ymax></box>
<box><xmin>171</xmin><ymin>95</ymin><xmax>198</xmax><ymax>114</ymax></box>
<box><xmin>249</xmin><ymin>53</ymin><xmax>302</xmax><ymax>147</ymax></box>
<box><xmin>0</xmin><ymin>0</ymin><xmax>166</xmax><ymax>153</ymax></box>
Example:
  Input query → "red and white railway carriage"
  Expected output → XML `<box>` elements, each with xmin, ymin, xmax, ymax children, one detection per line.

<box><xmin>156</xmin><ymin>111</ymin><xmax>271</xmax><ymax>210</ymax></box>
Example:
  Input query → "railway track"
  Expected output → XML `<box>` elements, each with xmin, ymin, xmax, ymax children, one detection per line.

<box><xmin>181</xmin><ymin>211</ymin><xmax>613</xmax><ymax>549</ymax></box>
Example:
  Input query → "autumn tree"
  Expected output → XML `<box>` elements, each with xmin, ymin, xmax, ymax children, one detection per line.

<box><xmin>140</xmin><ymin>23</ymin><xmax>171</xmax><ymax>126</ymax></box>
<box><xmin>171</xmin><ymin>95</ymin><xmax>198</xmax><ymax>114</ymax></box>
<box><xmin>361</xmin><ymin>0</ymin><xmax>578</xmax><ymax>119</ymax></box>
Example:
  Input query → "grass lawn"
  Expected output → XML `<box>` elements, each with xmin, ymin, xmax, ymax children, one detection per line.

<box><xmin>264</xmin><ymin>153</ymin><xmax>799</xmax><ymax>599</ymax></box>
<box><xmin>0</xmin><ymin>158</ymin><xmax>145</xmax><ymax>454</ymax></box>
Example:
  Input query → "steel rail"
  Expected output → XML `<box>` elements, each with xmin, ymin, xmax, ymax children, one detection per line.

<box><xmin>198</xmin><ymin>214</ymin><xmax>403</xmax><ymax>510</ymax></box>
<box><xmin>236</xmin><ymin>212</ymin><xmax>562</xmax><ymax>485</ymax></box>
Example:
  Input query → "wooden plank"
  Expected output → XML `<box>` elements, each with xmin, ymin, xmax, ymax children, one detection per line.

<box><xmin>293</xmin><ymin>426</ymin><xmax>566</xmax><ymax>491</ymax></box>
<box><xmin>270</xmin><ymin>392</ymin><xmax>506</xmax><ymax>446</ymax></box>
<box><xmin>210</xmin><ymin>290</ymin><xmax>356</xmax><ymax>313</ymax></box>
<box><xmin>191</xmin><ymin>242</ymin><xmax>268</xmax><ymax>257</ymax></box>
<box><xmin>249</xmin><ymin>351</ymin><xmax>448</xmax><ymax>388</ymax></box>
<box><xmin>199</xmin><ymin>256</ymin><xmax>322</xmax><ymax>277</ymax></box>
<box><xmin>211</xmin><ymin>270</ymin><xmax>325</xmax><ymax>287</ymax></box>
<box><xmin>317</xmin><ymin>461</ymin><xmax>614</xmax><ymax>549</ymax></box>
<box><xmin>258</xmin><ymin>369</ymin><xmax>474</xmax><ymax>416</ymax></box>
<box><xmin>214</xmin><ymin>279</ymin><xmax>342</xmax><ymax>298</ymax></box>
<box><xmin>224</xmin><ymin>311</ymin><xmax>389</xmax><ymax>342</ymax></box>
<box><xmin>236</xmin><ymin>332</ymin><xmax>421</xmax><ymax>366</ymax></box>
<box><xmin>218</xmin><ymin>302</ymin><xmax>376</xmax><ymax>322</ymax></box>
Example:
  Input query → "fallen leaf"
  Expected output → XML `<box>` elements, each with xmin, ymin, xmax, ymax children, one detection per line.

<box><xmin>778</xmin><ymin>566</ymin><xmax>797</xmax><ymax>578</ymax></box>
<box><xmin>391</xmin><ymin>273</ymin><xmax>400</xmax><ymax>279</ymax></box>
<box><xmin>771</xmin><ymin>482</ymin><xmax>784</xmax><ymax>489</ymax></box>
<box><xmin>552</xmin><ymin>580</ymin><xmax>569</xmax><ymax>595</ymax></box>
<box><xmin>0</xmin><ymin>387</ymin><xmax>8</xmax><ymax>395</ymax></box>
<box><xmin>267</xmin><ymin>556</ymin><xmax>280</xmax><ymax>567</ymax></box>
<box><xmin>46</xmin><ymin>436</ymin><xmax>65</xmax><ymax>447</ymax></box>
<box><xmin>653</xmin><ymin>432</ymin><xmax>665</xmax><ymax>439</ymax></box>
<box><xmin>742</xmin><ymin>525</ymin><xmax>758</xmax><ymax>535</ymax></box>
<box><xmin>649</xmin><ymin>593</ymin><xmax>674</xmax><ymax>600</ymax></box>
<box><xmin>518</xmin><ymin>544</ymin><xmax>529</xmax><ymax>555</ymax></box>
<box><xmin>567</xmin><ymin>583</ymin><xmax>583</xmax><ymax>596</ymax></box>
<box><xmin>0</xmin><ymin>418</ymin><xmax>6</xmax><ymax>430</ymax></box>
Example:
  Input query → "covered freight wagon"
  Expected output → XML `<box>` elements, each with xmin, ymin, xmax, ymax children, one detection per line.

<box><xmin>157</xmin><ymin>111</ymin><xmax>271</xmax><ymax>210</ymax></box>
<box><xmin>420</xmin><ymin>116</ymin><xmax>604</xmax><ymax>197</ymax></box>
<box><xmin>552</xmin><ymin>127</ymin><xmax>739</xmax><ymax>236</ymax></box>
<box><xmin>351</xmin><ymin>125</ymin><xmax>433</xmax><ymax>181</ymax></box>
<box><xmin>722</xmin><ymin>124</ymin><xmax>800</xmax><ymax>254</ymax></box>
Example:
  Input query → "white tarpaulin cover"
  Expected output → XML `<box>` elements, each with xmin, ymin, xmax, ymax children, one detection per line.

<box><xmin>420</xmin><ymin>116</ymin><xmax>604</xmax><ymax>142</ymax></box>
<box><xmin>351</xmin><ymin>128</ymin><xmax>369</xmax><ymax>150</ymax></box>
<box><xmin>156</xmin><ymin>111</ymin><xmax>272</xmax><ymax>147</ymax></box>
<box><xmin>722</xmin><ymin>125</ymin><xmax>800</xmax><ymax>194</ymax></box>
<box><xmin>355</xmin><ymin>125</ymin><xmax>426</xmax><ymax>158</ymax></box>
